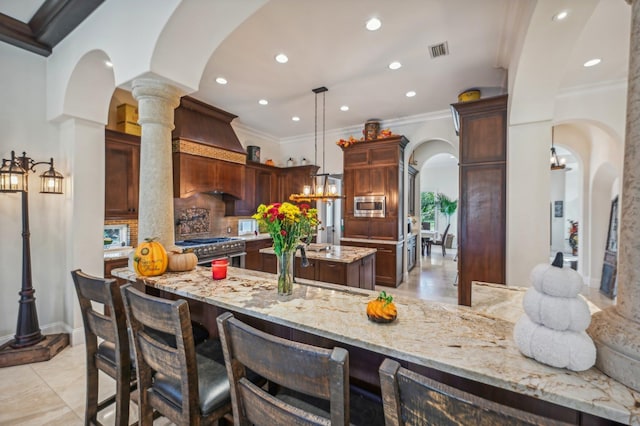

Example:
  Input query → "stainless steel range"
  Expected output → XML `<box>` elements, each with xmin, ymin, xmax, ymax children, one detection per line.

<box><xmin>175</xmin><ymin>237</ymin><xmax>246</xmax><ymax>267</ymax></box>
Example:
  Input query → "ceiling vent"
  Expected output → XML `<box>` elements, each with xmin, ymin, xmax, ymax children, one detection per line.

<box><xmin>429</xmin><ymin>42</ymin><xmax>449</xmax><ymax>58</ymax></box>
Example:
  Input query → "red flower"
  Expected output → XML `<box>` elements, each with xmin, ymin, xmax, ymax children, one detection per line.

<box><xmin>280</xmin><ymin>229</ymin><xmax>287</xmax><ymax>236</ymax></box>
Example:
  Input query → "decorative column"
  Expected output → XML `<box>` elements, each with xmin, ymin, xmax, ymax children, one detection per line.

<box><xmin>132</xmin><ymin>79</ymin><xmax>182</xmax><ymax>248</ymax></box>
<box><xmin>587</xmin><ymin>0</ymin><xmax>640</xmax><ymax>392</ymax></box>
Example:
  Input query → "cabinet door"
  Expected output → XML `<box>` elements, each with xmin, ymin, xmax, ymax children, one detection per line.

<box><xmin>352</xmin><ymin>169</ymin><xmax>372</xmax><ymax>195</ymax></box>
<box><xmin>215</xmin><ymin>160</ymin><xmax>245</xmax><ymax>199</ymax></box>
<box><xmin>105</xmin><ymin>131</ymin><xmax>140</xmax><ymax>219</ymax></box>
<box><xmin>245</xmin><ymin>238</ymin><xmax>272</xmax><ymax>271</ymax></box>
<box><xmin>343</xmin><ymin>218</ymin><xmax>369</xmax><ymax>239</ymax></box>
<box><xmin>295</xmin><ymin>258</ymin><xmax>316</xmax><ymax>280</ymax></box>
<box><xmin>226</xmin><ymin>166</ymin><xmax>255</xmax><ymax>216</ymax></box>
<box><xmin>374</xmin><ymin>245</ymin><xmax>398</xmax><ymax>287</ymax></box>
<box><xmin>317</xmin><ymin>261</ymin><xmax>345</xmax><ymax>285</ymax></box>
<box><xmin>256</xmin><ymin>169</ymin><xmax>277</xmax><ymax>206</ymax></box>
<box><xmin>359</xmin><ymin>255</ymin><xmax>375</xmax><ymax>290</ymax></box>
<box><xmin>344</xmin><ymin>149</ymin><xmax>369</xmax><ymax>167</ymax></box>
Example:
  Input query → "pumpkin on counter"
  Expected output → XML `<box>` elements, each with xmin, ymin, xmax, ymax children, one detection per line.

<box><xmin>133</xmin><ymin>238</ymin><xmax>168</xmax><ymax>276</ymax></box>
<box><xmin>367</xmin><ymin>291</ymin><xmax>397</xmax><ymax>323</ymax></box>
<box><xmin>167</xmin><ymin>248</ymin><xmax>198</xmax><ymax>272</ymax></box>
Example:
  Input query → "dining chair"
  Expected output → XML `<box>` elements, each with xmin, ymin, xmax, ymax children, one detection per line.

<box><xmin>71</xmin><ymin>269</ymin><xmax>135</xmax><ymax>426</ymax></box>
<box><xmin>121</xmin><ymin>284</ymin><xmax>233</xmax><ymax>426</ymax></box>
<box><xmin>217</xmin><ymin>312</ymin><xmax>384</xmax><ymax>426</ymax></box>
<box><xmin>429</xmin><ymin>223</ymin><xmax>450</xmax><ymax>256</ymax></box>
<box><xmin>378</xmin><ymin>358</ymin><xmax>570</xmax><ymax>426</ymax></box>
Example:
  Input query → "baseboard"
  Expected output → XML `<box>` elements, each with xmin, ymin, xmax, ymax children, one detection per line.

<box><xmin>0</xmin><ymin>322</ymin><xmax>84</xmax><ymax>347</ymax></box>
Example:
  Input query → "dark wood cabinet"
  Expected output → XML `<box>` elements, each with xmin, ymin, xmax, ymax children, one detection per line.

<box><xmin>105</xmin><ymin>129</ymin><xmax>140</xmax><ymax>219</ymax></box>
<box><xmin>245</xmin><ymin>238</ymin><xmax>273</xmax><ymax>271</ymax></box>
<box><xmin>453</xmin><ymin>95</ymin><xmax>507</xmax><ymax>306</ymax></box>
<box><xmin>341</xmin><ymin>240</ymin><xmax>402</xmax><ymax>287</ymax></box>
<box><xmin>408</xmin><ymin>165</ymin><xmax>418</xmax><ymax>216</ymax></box>
<box><xmin>341</xmin><ymin>136</ymin><xmax>408</xmax><ymax>241</ymax></box>
<box><xmin>226</xmin><ymin>162</ymin><xmax>278</xmax><ymax>216</ymax></box>
<box><xmin>173</xmin><ymin>152</ymin><xmax>245</xmax><ymax>199</ymax></box>
<box><xmin>407</xmin><ymin>234</ymin><xmax>417</xmax><ymax>272</ymax></box>
<box><xmin>264</xmin><ymin>251</ymin><xmax>375</xmax><ymax>289</ymax></box>
<box><xmin>278</xmin><ymin>164</ymin><xmax>319</xmax><ymax>203</ymax></box>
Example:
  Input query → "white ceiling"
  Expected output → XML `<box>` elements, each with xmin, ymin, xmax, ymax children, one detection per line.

<box><xmin>1</xmin><ymin>0</ymin><xmax>631</xmax><ymax>140</ymax></box>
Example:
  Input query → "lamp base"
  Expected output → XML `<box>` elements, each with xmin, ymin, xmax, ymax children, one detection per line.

<box><xmin>0</xmin><ymin>333</ymin><xmax>69</xmax><ymax>368</ymax></box>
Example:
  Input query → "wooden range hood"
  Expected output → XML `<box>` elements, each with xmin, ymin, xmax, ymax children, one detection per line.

<box><xmin>172</xmin><ymin>96</ymin><xmax>246</xmax><ymax>199</ymax></box>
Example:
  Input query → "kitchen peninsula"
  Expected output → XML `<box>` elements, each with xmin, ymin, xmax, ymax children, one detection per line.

<box><xmin>259</xmin><ymin>245</ymin><xmax>376</xmax><ymax>289</ymax></box>
<box><xmin>112</xmin><ymin>266</ymin><xmax>639</xmax><ymax>425</ymax></box>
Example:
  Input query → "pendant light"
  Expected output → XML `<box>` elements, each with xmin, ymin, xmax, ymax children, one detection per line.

<box><xmin>290</xmin><ymin>86</ymin><xmax>342</xmax><ymax>203</ymax></box>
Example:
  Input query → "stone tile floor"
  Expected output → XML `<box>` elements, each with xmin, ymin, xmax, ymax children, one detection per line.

<box><xmin>0</xmin><ymin>249</ymin><xmax>614</xmax><ymax>425</ymax></box>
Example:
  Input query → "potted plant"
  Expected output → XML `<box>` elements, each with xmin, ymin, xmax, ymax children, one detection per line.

<box><xmin>436</xmin><ymin>193</ymin><xmax>458</xmax><ymax>248</ymax></box>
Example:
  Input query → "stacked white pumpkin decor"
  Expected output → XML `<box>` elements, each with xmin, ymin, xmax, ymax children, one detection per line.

<box><xmin>513</xmin><ymin>253</ymin><xmax>596</xmax><ymax>372</ymax></box>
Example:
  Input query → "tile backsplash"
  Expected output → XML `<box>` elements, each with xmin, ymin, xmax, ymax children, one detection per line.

<box><xmin>174</xmin><ymin>193</ymin><xmax>246</xmax><ymax>240</ymax></box>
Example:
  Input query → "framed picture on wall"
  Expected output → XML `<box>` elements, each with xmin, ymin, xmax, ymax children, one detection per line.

<box><xmin>606</xmin><ymin>196</ymin><xmax>619</xmax><ymax>253</ymax></box>
<box><xmin>554</xmin><ymin>200</ymin><xmax>563</xmax><ymax>218</ymax></box>
<box><xmin>600</xmin><ymin>196</ymin><xmax>619</xmax><ymax>299</ymax></box>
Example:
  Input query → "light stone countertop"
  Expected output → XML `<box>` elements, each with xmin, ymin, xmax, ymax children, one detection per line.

<box><xmin>112</xmin><ymin>266</ymin><xmax>640</xmax><ymax>425</ymax></box>
<box><xmin>234</xmin><ymin>233</ymin><xmax>272</xmax><ymax>241</ymax></box>
<box><xmin>104</xmin><ymin>248</ymin><xmax>133</xmax><ymax>260</ymax></box>
<box><xmin>259</xmin><ymin>245</ymin><xmax>376</xmax><ymax>263</ymax></box>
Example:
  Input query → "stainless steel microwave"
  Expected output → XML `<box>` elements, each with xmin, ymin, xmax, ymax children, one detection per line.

<box><xmin>354</xmin><ymin>195</ymin><xmax>386</xmax><ymax>218</ymax></box>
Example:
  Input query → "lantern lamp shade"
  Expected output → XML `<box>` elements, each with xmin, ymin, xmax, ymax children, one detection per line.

<box><xmin>0</xmin><ymin>159</ymin><xmax>26</xmax><ymax>192</ymax></box>
<box><xmin>40</xmin><ymin>166</ymin><xmax>64</xmax><ymax>194</ymax></box>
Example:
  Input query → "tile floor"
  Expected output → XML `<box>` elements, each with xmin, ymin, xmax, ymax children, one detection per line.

<box><xmin>0</xmin><ymin>249</ymin><xmax>614</xmax><ymax>425</ymax></box>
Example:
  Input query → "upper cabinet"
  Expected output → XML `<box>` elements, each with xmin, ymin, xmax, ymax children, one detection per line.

<box><xmin>453</xmin><ymin>95</ymin><xmax>507</xmax><ymax>306</ymax></box>
<box><xmin>341</xmin><ymin>135</ymin><xmax>408</xmax><ymax>241</ymax></box>
<box><xmin>105</xmin><ymin>129</ymin><xmax>140</xmax><ymax>219</ymax></box>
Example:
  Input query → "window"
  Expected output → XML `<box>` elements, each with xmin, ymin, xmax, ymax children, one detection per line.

<box><xmin>420</xmin><ymin>191</ymin><xmax>436</xmax><ymax>230</ymax></box>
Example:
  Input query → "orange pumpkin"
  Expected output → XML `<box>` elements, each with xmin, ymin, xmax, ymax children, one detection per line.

<box><xmin>167</xmin><ymin>249</ymin><xmax>198</xmax><ymax>272</ymax></box>
<box><xmin>133</xmin><ymin>238</ymin><xmax>168</xmax><ymax>276</ymax></box>
<box><xmin>367</xmin><ymin>291</ymin><xmax>397</xmax><ymax>323</ymax></box>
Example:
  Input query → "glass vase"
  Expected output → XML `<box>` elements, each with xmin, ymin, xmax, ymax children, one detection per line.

<box><xmin>277</xmin><ymin>249</ymin><xmax>295</xmax><ymax>296</ymax></box>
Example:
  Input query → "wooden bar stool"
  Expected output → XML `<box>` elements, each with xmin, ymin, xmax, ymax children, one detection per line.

<box><xmin>71</xmin><ymin>269</ymin><xmax>135</xmax><ymax>426</ymax></box>
<box><xmin>379</xmin><ymin>358</ymin><xmax>570</xmax><ymax>425</ymax></box>
<box><xmin>121</xmin><ymin>285</ymin><xmax>233</xmax><ymax>426</ymax></box>
<box><xmin>217</xmin><ymin>312</ymin><xmax>384</xmax><ymax>426</ymax></box>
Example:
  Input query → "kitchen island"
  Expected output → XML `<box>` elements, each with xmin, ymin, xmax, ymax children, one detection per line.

<box><xmin>112</xmin><ymin>266</ymin><xmax>639</xmax><ymax>425</ymax></box>
<box><xmin>260</xmin><ymin>244</ymin><xmax>377</xmax><ymax>289</ymax></box>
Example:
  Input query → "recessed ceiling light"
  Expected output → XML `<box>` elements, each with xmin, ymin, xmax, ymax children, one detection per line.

<box><xmin>366</xmin><ymin>17</ymin><xmax>381</xmax><ymax>31</ymax></box>
<box><xmin>215</xmin><ymin>77</ymin><xmax>228</xmax><ymax>85</ymax></box>
<box><xmin>389</xmin><ymin>61</ymin><xmax>402</xmax><ymax>70</ymax></box>
<box><xmin>583</xmin><ymin>58</ymin><xmax>601</xmax><ymax>67</ymax></box>
<box><xmin>292</xmin><ymin>116</ymin><xmax>300</xmax><ymax>121</ymax></box>
<box><xmin>340</xmin><ymin>105</ymin><xmax>349</xmax><ymax>111</ymax></box>
<box><xmin>105</xmin><ymin>61</ymin><xmax>113</xmax><ymax>67</ymax></box>
<box><xmin>275</xmin><ymin>53</ymin><xmax>288</xmax><ymax>64</ymax></box>
<box><xmin>258</xmin><ymin>99</ymin><xmax>268</xmax><ymax>105</ymax></box>
<box><xmin>406</xmin><ymin>91</ymin><xmax>416</xmax><ymax>98</ymax></box>
<box><xmin>552</xmin><ymin>10</ymin><xmax>568</xmax><ymax>21</ymax></box>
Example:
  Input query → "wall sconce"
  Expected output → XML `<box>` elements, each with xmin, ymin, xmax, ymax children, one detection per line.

<box><xmin>0</xmin><ymin>151</ymin><xmax>65</xmax><ymax>362</ymax></box>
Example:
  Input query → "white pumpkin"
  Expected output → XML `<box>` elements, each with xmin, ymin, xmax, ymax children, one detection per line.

<box><xmin>530</xmin><ymin>262</ymin><xmax>583</xmax><ymax>298</ymax></box>
<box><xmin>167</xmin><ymin>249</ymin><xmax>198</xmax><ymax>272</ymax></box>
<box><xmin>522</xmin><ymin>287</ymin><xmax>591</xmax><ymax>332</ymax></box>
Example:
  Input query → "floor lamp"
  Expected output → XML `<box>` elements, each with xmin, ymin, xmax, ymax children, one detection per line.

<box><xmin>0</xmin><ymin>151</ymin><xmax>69</xmax><ymax>367</ymax></box>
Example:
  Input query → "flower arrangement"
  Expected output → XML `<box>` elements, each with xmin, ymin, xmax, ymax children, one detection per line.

<box><xmin>568</xmin><ymin>219</ymin><xmax>578</xmax><ymax>254</ymax></box>
<box><xmin>252</xmin><ymin>202</ymin><xmax>319</xmax><ymax>256</ymax></box>
<box><xmin>336</xmin><ymin>128</ymin><xmax>395</xmax><ymax>148</ymax></box>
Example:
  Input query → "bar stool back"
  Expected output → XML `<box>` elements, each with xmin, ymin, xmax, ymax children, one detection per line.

<box><xmin>121</xmin><ymin>285</ymin><xmax>232</xmax><ymax>426</ymax></box>
<box><xmin>217</xmin><ymin>312</ymin><xmax>350</xmax><ymax>426</ymax></box>
<box><xmin>379</xmin><ymin>358</ymin><xmax>570</xmax><ymax>425</ymax></box>
<box><xmin>71</xmin><ymin>269</ymin><xmax>133</xmax><ymax>426</ymax></box>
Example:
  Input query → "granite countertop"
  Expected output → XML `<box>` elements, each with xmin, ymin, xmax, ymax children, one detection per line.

<box><xmin>259</xmin><ymin>245</ymin><xmax>376</xmax><ymax>263</ymax></box>
<box><xmin>111</xmin><ymin>266</ymin><xmax>640</xmax><ymax>424</ymax></box>
<box><xmin>104</xmin><ymin>248</ymin><xmax>133</xmax><ymax>260</ymax></box>
<box><xmin>235</xmin><ymin>233</ymin><xmax>272</xmax><ymax>241</ymax></box>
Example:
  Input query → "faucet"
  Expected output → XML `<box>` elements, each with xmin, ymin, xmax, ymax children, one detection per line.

<box><xmin>293</xmin><ymin>244</ymin><xmax>310</xmax><ymax>283</ymax></box>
